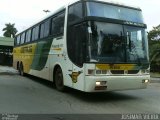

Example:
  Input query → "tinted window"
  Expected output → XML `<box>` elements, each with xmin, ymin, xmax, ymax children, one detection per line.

<box><xmin>68</xmin><ymin>2</ymin><xmax>83</xmax><ymax>24</ymax></box>
<box><xmin>26</xmin><ymin>29</ymin><xmax>31</xmax><ymax>43</ymax></box>
<box><xmin>44</xmin><ymin>19</ymin><xmax>50</xmax><ymax>37</ymax></box>
<box><xmin>32</xmin><ymin>25</ymin><xmax>39</xmax><ymax>41</ymax></box>
<box><xmin>40</xmin><ymin>19</ymin><xmax>50</xmax><ymax>39</ymax></box>
<box><xmin>67</xmin><ymin>23</ymin><xmax>87</xmax><ymax>67</ymax></box>
<box><xmin>35</xmin><ymin>26</ymin><xmax>39</xmax><ymax>40</ymax></box>
<box><xmin>87</xmin><ymin>2</ymin><xmax>144</xmax><ymax>23</ymax></box>
<box><xmin>32</xmin><ymin>27</ymin><xmax>35</xmax><ymax>41</ymax></box>
<box><xmin>16</xmin><ymin>35</ymin><xmax>21</xmax><ymax>45</ymax></box>
<box><xmin>21</xmin><ymin>32</ymin><xmax>26</xmax><ymax>44</ymax></box>
<box><xmin>51</xmin><ymin>12</ymin><xmax>65</xmax><ymax>36</ymax></box>
<box><xmin>40</xmin><ymin>23</ymin><xmax>45</xmax><ymax>38</ymax></box>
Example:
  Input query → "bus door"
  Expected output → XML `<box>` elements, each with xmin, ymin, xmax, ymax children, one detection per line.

<box><xmin>69</xmin><ymin>23</ymin><xmax>87</xmax><ymax>89</ymax></box>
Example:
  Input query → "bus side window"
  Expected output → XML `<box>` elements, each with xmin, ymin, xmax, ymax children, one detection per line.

<box><xmin>51</xmin><ymin>12</ymin><xmax>65</xmax><ymax>37</ymax></box>
<box><xmin>68</xmin><ymin>2</ymin><xmax>83</xmax><ymax>25</ymax></box>
<box><xmin>32</xmin><ymin>25</ymin><xmax>39</xmax><ymax>41</ymax></box>
<box><xmin>35</xmin><ymin>25</ymin><xmax>40</xmax><ymax>40</ymax></box>
<box><xmin>20</xmin><ymin>32</ymin><xmax>26</xmax><ymax>44</ymax></box>
<box><xmin>16</xmin><ymin>35</ymin><xmax>21</xmax><ymax>45</ymax></box>
<box><xmin>40</xmin><ymin>23</ymin><xmax>45</xmax><ymax>39</ymax></box>
<box><xmin>26</xmin><ymin>29</ymin><xmax>31</xmax><ymax>43</ymax></box>
<box><xmin>40</xmin><ymin>19</ymin><xmax>50</xmax><ymax>39</ymax></box>
<box><xmin>32</xmin><ymin>27</ymin><xmax>35</xmax><ymax>41</ymax></box>
<box><xmin>44</xmin><ymin>19</ymin><xmax>50</xmax><ymax>37</ymax></box>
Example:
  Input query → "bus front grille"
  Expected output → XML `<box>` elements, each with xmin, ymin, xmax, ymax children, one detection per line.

<box><xmin>111</xmin><ymin>70</ymin><xmax>139</xmax><ymax>74</ymax></box>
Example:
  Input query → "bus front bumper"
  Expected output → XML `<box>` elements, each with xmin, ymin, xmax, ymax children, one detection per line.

<box><xmin>84</xmin><ymin>75</ymin><xmax>150</xmax><ymax>92</ymax></box>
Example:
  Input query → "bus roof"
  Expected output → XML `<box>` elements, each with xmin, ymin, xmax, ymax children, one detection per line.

<box><xmin>69</xmin><ymin>0</ymin><xmax>141</xmax><ymax>10</ymax></box>
<box><xmin>16</xmin><ymin>0</ymin><xmax>141</xmax><ymax>36</ymax></box>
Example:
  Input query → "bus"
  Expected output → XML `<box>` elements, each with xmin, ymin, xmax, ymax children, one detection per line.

<box><xmin>13</xmin><ymin>0</ymin><xmax>150</xmax><ymax>92</ymax></box>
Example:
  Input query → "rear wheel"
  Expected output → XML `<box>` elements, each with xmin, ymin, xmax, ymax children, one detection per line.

<box><xmin>19</xmin><ymin>63</ymin><xmax>24</xmax><ymax>76</ymax></box>
<box><xmin>55</xmin><ymin>67</ymin><xmax>65</xmax><ymax>91</ymax></box>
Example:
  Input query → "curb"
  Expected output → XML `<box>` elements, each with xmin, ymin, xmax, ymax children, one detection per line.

<box><xmin>0</xmin><ymin>71</ymin><xmax>18</xmax><ymax>75</ymax></box>
<box><xmin>150</xmin><ymin>78</ymin><xmax>160</xmax><ymax>83</ymax></box>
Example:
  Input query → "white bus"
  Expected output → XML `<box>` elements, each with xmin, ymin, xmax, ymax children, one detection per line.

<box><xmin>13</xmin><ymin>0</ymin><xmax>150</xmax><ymax>92</ymax></box>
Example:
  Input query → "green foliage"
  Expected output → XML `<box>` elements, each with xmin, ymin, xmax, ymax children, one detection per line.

<box><xmin>148</xmin><ymin>24</ymin><xmax>160</xmax><ymax>72</ymax></box>
<box><xmin>2</xmin><ymin>23</ymin><xmax>18</xmax><ymax>38</ymax></box>
<box><xmin>148</xmin><ymin>25</ymin><xmax>160</xmax><ymax>41</ymax></box>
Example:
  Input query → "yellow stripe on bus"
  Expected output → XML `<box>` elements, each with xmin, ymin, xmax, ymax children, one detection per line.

<box><xmin>96</xmin><ymin>64</ymin><xmax>136</xmax><ymax>70</ymax></box>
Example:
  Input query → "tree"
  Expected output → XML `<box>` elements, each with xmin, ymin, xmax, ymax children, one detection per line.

<box><xmin>2</xmin><ymin>23</ymin><xmax>18</xmax><ymax>38</ymax></box>
<box><xmin>148</xmin><ymin>24</ymin><xmax>160</xmax><ymax>72</ymax></box>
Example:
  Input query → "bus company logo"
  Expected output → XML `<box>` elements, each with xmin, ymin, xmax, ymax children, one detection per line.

<box><xmin>69</xmin><ymin>72</ymin><xmax>81</xmax><ymax>83</ymax></box>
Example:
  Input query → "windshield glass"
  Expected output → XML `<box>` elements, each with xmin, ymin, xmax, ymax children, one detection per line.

<box><xmin>89</xmin><ymin>22</ymin><xmax>125</xmax><ymax>63</ymax></box>
<box><xmin>125</xmin><ymin>26</ymin><xmax>149</xmax><ymax>63</ymax></box>
<box><xmin>89</xmin><ymin>22</ymin><xmax>149</xmax><ymax>64</ymax></box>
<box><xmin>87</xmin><ymin>2</ymin><xmax>144</xmax><ymax>23</ymax></box>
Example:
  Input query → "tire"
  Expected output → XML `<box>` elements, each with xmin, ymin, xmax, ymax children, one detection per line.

<box><xmin>19</xmin><ymin>63</ymin><xmax>24</xmax><ymax>76</ymax></box>
<box><xmin>55</xmin><ymin>67</ymin><xmax>65</xmax><ymax>91</ymax></box>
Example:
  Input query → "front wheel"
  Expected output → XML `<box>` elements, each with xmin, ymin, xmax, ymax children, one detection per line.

<box><xmin>55</xmin><ymin>67</ymin><xmax>65</xmax><ymax>91</ymax></box>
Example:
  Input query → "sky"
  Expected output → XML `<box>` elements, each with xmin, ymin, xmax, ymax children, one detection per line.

<box><xmin>0</xmin><ymin>0</ymin><xmax>160</xmax><ymax>36</ymax></box>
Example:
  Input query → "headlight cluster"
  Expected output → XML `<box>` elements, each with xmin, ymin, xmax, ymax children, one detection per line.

<box><xmin>88</xmin><ymin>69</ymin><xmax>109</xmax><ymax>75</ymax></box>
<box><xmin>141</xmin><ymin>69</ymin><xmax>150</xmax><ymax>74</ymax></box>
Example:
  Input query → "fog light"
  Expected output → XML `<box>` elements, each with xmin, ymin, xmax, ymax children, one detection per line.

<box><xmin>96</xmin><ymin>81</ymin><xmax>107</xmax><ymax>86</ymax></box>
<box><xmin>142</xmin><ymin>79</ymin><xmax>149</xmax><ymax>83</ymax></box>
<box><xmin>96</xmin><ymin>82</ymin><xmax>101</xmax><ymax>86</ymax></box>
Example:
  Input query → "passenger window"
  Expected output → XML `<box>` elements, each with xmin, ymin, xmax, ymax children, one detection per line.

<box><xmin>16</xmin><ymin>35</ymin><xmax>21</xmax><ymax>45</ymax></box>
<box><xmin>21</xmin><ymin>32</ymin><xmax>26</xmax><ymax>44</ymax></box>
<box><xmin>44</xmin><ymin>19</ymin><xmax>50</xmax><ymax>37</ymax></box>
<box><xmin>40</xmin><ymin>23</ymin><xmax>45</xmax><ymax>39</ymax></box>
<box><xmin>35</xmin><ymin>26</ymin><xmax>39</xmax><ymax>40</ymax></box>
<box><xmin>68</xmin><ymin>3</ymin><xmax>83</xmax><ymax>25</ymax></box>
<box><xmin>40</xmin><ymin>19</ymin><xmax>50</xmax><ymax>39</ymax></box>
<box><xmin>26</xmin><ymin>29</ymin><xmax>31</xmax><ymax>43</ymax></box>
<box><xmin>51</xmin><ymin>12</ymin><xmax>65</xmax><ymax>36</ymax></box>
<box><xmin>32</xmin><ymin>25</ymin><xmax>39</xmax><ymax>41</ymax></box>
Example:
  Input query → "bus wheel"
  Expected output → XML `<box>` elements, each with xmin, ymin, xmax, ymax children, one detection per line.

<box><xmin>55</xmin><ymin>67</ymin><xmax>65</xmax><ymax>91</ymax></box>
<box><xmin>19</xmin><ymin>63</ymin><xmax>24</xmax><ymax>76</ymax></box>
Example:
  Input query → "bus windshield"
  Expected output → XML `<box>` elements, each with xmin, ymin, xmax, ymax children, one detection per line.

<box><xmin>86</xmin><ymin>2</ymin><xmax>144</xmax><ymax>23</ymax></box>
<box><xmin>89</xmin><ymin>22</ymin><xmax>149</xmax><ymax>64</ymax></box>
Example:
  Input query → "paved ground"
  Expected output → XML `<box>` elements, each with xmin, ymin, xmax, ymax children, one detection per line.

<box><xmin>0</xmin><ymin>66</ymin><xmax>18</xmax><ymax>75</ymax></box>
<box><xmin>0</xmin><ymin>66</ymin><xmax>160</xmax><ymax>114</ymax></box>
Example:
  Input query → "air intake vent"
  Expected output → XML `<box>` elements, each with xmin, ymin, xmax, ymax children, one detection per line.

<box><xmin>128</xmin><ymin>70</ymin><xmax>139</xmax><ymax>74</ymax></box>
<box><xmin>111</xmin><ymin>70</ymin><xmax>124</xmax><ymax>74</ymax></box>
<box><xmin>110</xmin><ymin>70</ymin><xmax>139</xmax><ymax>74</ymax></box>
